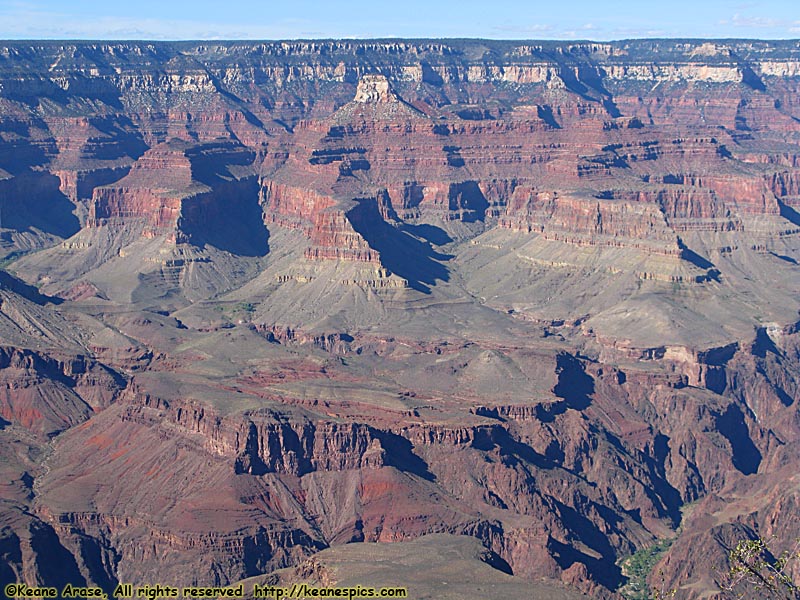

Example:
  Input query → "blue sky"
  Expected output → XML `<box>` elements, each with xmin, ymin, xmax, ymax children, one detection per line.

<box><xmin>0</xmin><ymin>0</ymin><xmax>798</xmax><ymax>40</ymax></box>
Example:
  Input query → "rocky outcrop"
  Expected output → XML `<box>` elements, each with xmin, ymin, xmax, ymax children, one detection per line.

<box><xmin>261</xmin><ymin>181</ymin><xmax>336</xmax><ymax>232</ymax></box>
<box><xmin>118</xmin><ymin>381</ymin><xmax>388</xmax><ymax>475</ymax></box>
<box><xmin>353</xmin><ymin>74</ymin><xmax>398</xmax><ymax>104</ymax></box>
<box><xmin>0</xmin><ymin>345</ymin><xmax>125</xmax><ymax>435</ymax></box>
<box><xmin>500</xmin><ymin>188</ymin><xmax>683</xmax><ymax>256</ymax></box>
<box><xmin>88</xmin><ymin>141</ymin><xmax>258</xmax><ymax>243</ymax></box>
<box><xmin>304</xmin><ymin>203</ymin><xmax>382</xmax><ymax>264</ymax></box>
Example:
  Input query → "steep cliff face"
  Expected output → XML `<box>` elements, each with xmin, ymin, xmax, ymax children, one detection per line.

<box><xmin>0</xmin><ymin>346</ymin><xmax>123</xmax><ymax>435</ymax></box>
<box><xmin>1</xmin><ymin>38</ymin><xmax>800</xmax><ymax>600</ymax></box>
<box><xmin>88</xmin><ymin>140</ymin><xmax>257</xmax><ymax>238</ymax></box>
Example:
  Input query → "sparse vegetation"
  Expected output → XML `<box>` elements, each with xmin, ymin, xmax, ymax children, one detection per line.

<box><xmin>719</xmin><ymin>537</ymin><xmax>800</xmax><ymax>599</ymax></box>
<box><xmin>0</xmin><ymin>250</ymin><xmax>29</xmax><ymax>269</ymax></box>
<box><xmin>212</xmin><ymin>302</ymin><xmax>256</xmax><ymax>324</ymax></box>
<box><xmin>212</xmin><ymin>302</ymin><xmax>255</xmax><ymax>316</ymax></box>
<box><xmin>643</xmin><ymin>535</ymin><xmax>800</xmax><ymax>599</ymax></box>
<box><xmin>235</xmin><ymin>302</ymin><xmax>256</xmax><ymax>314</ymax></box>
<box><xmin>620</xmin><ymin>538</ymin><xmax>675</xmax><ymax>600</ymax></box>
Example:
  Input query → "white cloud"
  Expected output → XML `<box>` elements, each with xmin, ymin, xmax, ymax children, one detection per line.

<box><xmin>491</xmin><ymin>23</ymin><xmax>553</xmax><ymax>35</ymax></box>
<box><xmin>609</xmin><ymin>27</ymin><xmax>668</xmax><ymax>38</ymax></box>
<box><xmin>721</xmin><ymin>12</ymin><xmax>800</xmax><ymax>31</ymax></box>
<box><xmin>0</xmin><ymin>5</ymin><xmax>351</xmax><ymax>39</ymax></box>
<box><xmin>732</xmin><ymin>13</ymin><xmax>780</xmax><ymax>28</ymax></box>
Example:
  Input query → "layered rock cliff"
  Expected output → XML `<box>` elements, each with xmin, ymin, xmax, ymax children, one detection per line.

<box><xmin>0</xmin><ymin>38</ymin><xmax>800</xmax><ymax>600</ymax></box>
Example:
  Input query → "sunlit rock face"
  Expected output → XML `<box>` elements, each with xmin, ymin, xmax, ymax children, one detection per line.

<box><xmin>353</xmin><ymin>74</ymin><xmax>397</xmax><ymax>104</ymax></box>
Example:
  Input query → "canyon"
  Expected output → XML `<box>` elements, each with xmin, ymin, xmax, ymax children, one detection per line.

<box><xmin>0</xmin><ymin>39</ymin><xmax>800</xmax><ymax>598</ymax></box>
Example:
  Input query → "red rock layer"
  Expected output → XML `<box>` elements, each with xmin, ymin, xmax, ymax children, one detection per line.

<box><xmin>88</xmin><ymin>143</ymin><xmax>194</xmax><ymax>235</ymax></box>
<box><xmin>0</xmin><ymin>346</ymin><xmax>124</xmax><ymax>435</ymax></box>
<box><xmin>87</xmin><ymin>141</ymin><xmax>258</xmax><ymax>244</ymax></box>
